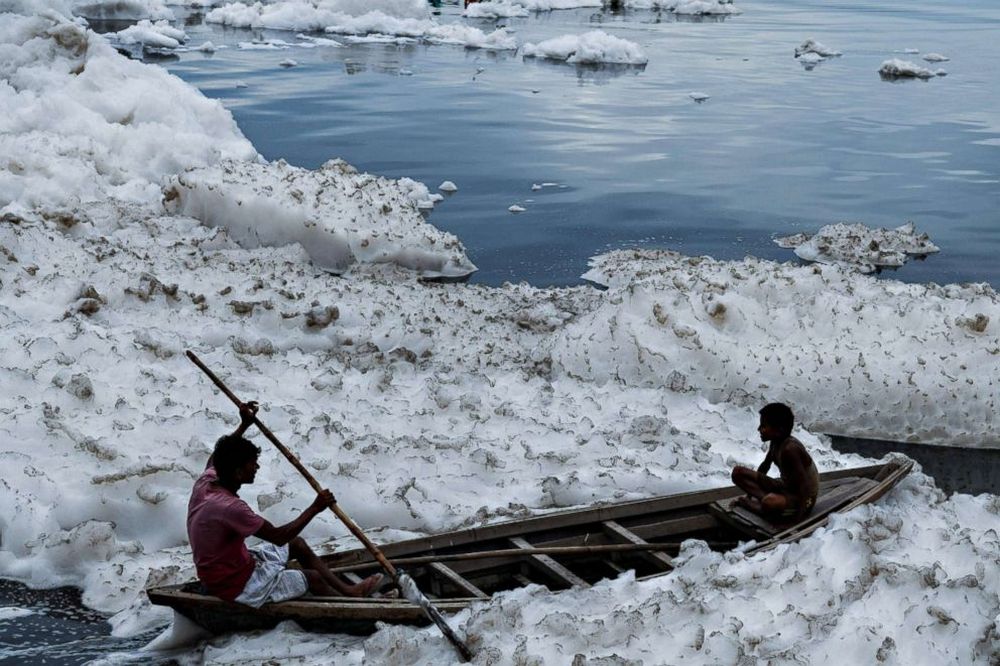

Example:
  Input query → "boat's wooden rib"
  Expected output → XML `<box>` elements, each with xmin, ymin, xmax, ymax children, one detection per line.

<box><xmin>601</xmin><ymin>520</ymin><xmax>673</xmax><ymax>571</ymax></box>
<box><xmin>509</xmin><ymin>537</ymin><xmax>589</xmax><ymax>589</ymax></box>
<box><xmin>146</xmin><ymin>460</ymin><xmax>912</xmax><ymax>637</ymax></box>
<box><xmin>428</xmin><ymin>562</ymin><xmax>488</xmax><ymax>599</ymax></box>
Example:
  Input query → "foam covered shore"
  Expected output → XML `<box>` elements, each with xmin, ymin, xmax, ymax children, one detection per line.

<box><xmin>1</xmin><ymin>3</ymin><xmax>999</xmax><ymax>665</ymax></box>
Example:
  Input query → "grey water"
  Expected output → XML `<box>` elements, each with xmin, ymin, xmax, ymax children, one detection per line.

<box><xmin>0</xmin><ymin>581</ymin><xmax>157</xmax><ymax>666</ymax></box>
<box><xmin>156</xmin><ymin>0</ymin><xmax>1000</xmax><ymax>287</ymax></box>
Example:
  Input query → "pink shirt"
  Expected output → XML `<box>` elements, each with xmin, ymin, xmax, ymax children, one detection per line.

<box><xmin>187</xmin><ymin>466</ymin><xmax>265</xmax><ymax>601</ymax></box>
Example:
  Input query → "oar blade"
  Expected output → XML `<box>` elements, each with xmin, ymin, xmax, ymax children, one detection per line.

<box><xmin>398</xmin><ymin>572</ymin><xmax>473</xmax><ymax>662</ymax></box>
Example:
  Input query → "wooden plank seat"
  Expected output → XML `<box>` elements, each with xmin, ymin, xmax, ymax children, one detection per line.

<box><xmin>509</xmin><ymin>537</ymin><xmax>589</xmax><ymax>589</ymax></box>
<box><xmin>708</xmin><ymin>476</ymin><xmax>879</xmax><ymax>540</ymax></box>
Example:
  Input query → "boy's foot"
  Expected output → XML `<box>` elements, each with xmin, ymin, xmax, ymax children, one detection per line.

<box><xmin>347</xmin><ymin>574</ymin><xmax>383</xmax><ymax>598</ymax></box>
<box><xmin>735</xmin><ymin>495</ymin><xmax>762</xmax><ymax>512</ymax></box>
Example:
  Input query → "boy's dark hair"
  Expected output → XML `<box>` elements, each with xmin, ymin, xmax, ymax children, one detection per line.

<box><xmin>213</xmin><ymin>434</ymin><xmax>261</xmax><ymax>481</ymax></box>
<box><xmin>759</xmin><ymin>403</ymin><xmax>794</xmax><ymax>435</ymax></box>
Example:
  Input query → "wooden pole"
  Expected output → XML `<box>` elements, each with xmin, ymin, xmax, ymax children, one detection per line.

<box><xmin>186</xmin><ymin>351</ymin><xmax>473</xmax><ymax>662</ymax></box>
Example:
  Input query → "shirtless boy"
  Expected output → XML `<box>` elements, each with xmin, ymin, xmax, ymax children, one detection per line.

<box><xmin>731</xmin><ymin>403</ymin><xmax>819</xmax><ymax>521</ymax></box>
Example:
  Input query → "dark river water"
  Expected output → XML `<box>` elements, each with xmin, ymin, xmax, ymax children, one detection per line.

<box><xmin>157</xmin><ymin>0</ymin><xmax>1000</xmax><ymax>287</ymax></box>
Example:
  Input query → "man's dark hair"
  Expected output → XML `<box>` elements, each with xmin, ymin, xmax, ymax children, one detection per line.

<box><xmin>213</xmin><ymin>434</ymin><xmax>261</xmax><ymax>482</ymax></box>
<box><xmin>759</xmin><ymin>402</ymin><xmax>794</xmax><ymax>435</ymax></box>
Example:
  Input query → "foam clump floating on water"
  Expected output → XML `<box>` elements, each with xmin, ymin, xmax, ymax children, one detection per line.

<box><xmin>112</xmin><ymin>19</ymin><xmax>187</xmax><ymax>50</ymax></box>
<box><xmin>462</xmin><ymin>0</ymin><xmax>530</xmax><ymax>18</ymax></box>
<box><xmin>206</xmin><ymin>0</ymin><xmax>430</xmax><ymax>32</ymax></box>
<box><xmin>164</xmin><ymin>159</ymin><xmax>477</xmax><ymax>278</ymax></box>
<box><xmin>880</xmin><ymin>58</ymin><xmax>946</xmax><ymax>79</ymax></box>
<box><xmin>774</xmin><ymin>221</ymin><xmax>940</xmax><ymax>273</ymax></box>
<box><xmin>522</xmin><ymin>30</ymin><xmax>648</xmax><ymax>65</ymax></box>
<box><xmin>206</xmin><ymin>0</ymin><xmax>517</xmax><ymax>49</ymax></box>
<box><xmin>795</xmin><ymin>38</ymin><xmax>841</xmax><ymax>58</ymax></box>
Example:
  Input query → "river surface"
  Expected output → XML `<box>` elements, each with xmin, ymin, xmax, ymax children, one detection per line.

<box><xmin>156</xmin><ymin>0</ymin><xmax>1000</xmax><ymax>287</ymax></box>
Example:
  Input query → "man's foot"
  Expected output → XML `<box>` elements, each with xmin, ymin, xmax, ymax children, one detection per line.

<box><xmin>346</xmin><ymin>574</ymin><xmax>383</xmax><ymax>598</ymax></box>
<box><xmin>735</xmin><ymin>495</ymin><xmax>762</xmax><ymax>513</ymax></box>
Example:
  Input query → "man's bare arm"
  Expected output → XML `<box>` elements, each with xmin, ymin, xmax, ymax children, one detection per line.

<box><xmin>206</xmin><ymin>401</ymin><xmax>260</xmax><ymax>469</ymax></box>
<box><xmin>254</xmin><ymin>489</ymin><xmax>336</xmax><ymax>546</ymax></box>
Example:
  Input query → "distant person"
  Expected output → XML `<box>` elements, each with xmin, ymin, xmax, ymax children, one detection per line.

<box><xmin>731</xmin><ymin>403</ymin><xmax>819</xmax><ymax>521</ymax></box>
<box><xmin>187</xmin><ymin>401</ymin><xmax>382</xmax><ymax>606</ymax></box>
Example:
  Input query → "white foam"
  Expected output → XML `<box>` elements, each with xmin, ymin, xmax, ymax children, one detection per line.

<box><xmin>462</xmin><ymin>0</ymin><xmax>529</xmax><ymax>18</ymax></box>
<box><xmin>0</xmin><ymin>607</ymin><xmax>36</xmax><ymax>620</ymax></box>
<box><xmin>795</xmin><ymin>38</ymin><xmax>841</xmax><ymax>58</ymax></box>
<box><xmin>112</xmin><ymin>19</ymin><xmax>187</xmax><ymax>49</ymax></box>
<box><xmin>880</xmin><ymin>58</ymin><xmax>942</xmax><ymax>79</ymax></box>
<box><xmin>163</xmin><ymin>159</ymin><xmax>477</xmax><ymax>278</ymax></box>
<box><xmin>206</xmin><ymin>0</ymin><xmax>515</xmax><ymax>49</ymax></box>
<box><xmin>774</xmin><ymin>222</ymin><xmax>940</xmax><ymax>273</ymax></box>
<box><xmin>580</xmin><ymin>248</ymin><xmax>995</xmax><ymax>446</ymax></box>
<box><xmin>522</xmin><ymin>30</ymin><xmax>648</xmax><ymax>65</ymax></box>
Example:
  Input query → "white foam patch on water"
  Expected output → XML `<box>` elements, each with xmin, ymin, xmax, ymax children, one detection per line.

<box><xmin>880</xmin><ymin>58</ymin><xmax>945</xmax><ymax>79</ymax></box>
<box><xmin>522</xmin><ymin>30</ymin><xmax>648</xmax><ymax>65</ymax></box>
<box><xmin>205</xmin><ymin>0</ymin><xmax>516</xmax><ymax>49</ymax></box>
<box><xmin>3</xmin><ymin>2</ymin><xmax>1000</xmax><ymax>665</ymax></box>
<box><xmin>0</xmin><ymin>607</ymin><xmax>36</xmax><ymax>620</ymax></box>
<box><xmin>774</xmin><ymin>221</ymin><xmax>940</xmax><ymax>273</ymax></box>
<box><xmin>795</xmin><ymin>38</ymin><xmax>841</xmax><ymax>58</ymax></box>
<box><xmin>463</xmin><ymin>1</ymin><xmax>530</xmax><ymax>19</ymax></box>
<box><xmin>111</xmin><ymin>19</ymin><xmax>187</xmax><ymax>49</ymax></box>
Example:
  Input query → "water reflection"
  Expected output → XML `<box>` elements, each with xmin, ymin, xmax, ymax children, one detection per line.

<box><xmin>523</xmin><ymin>57</ymin><xmax>646</xmax><ymax>85</ymax></box>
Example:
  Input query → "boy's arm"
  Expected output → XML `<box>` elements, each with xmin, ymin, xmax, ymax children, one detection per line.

<box><xmin>787</xmin><ymin>448</ymin><xmax>814</xmax><ymax>518</ymax></box>
<box><xmin>756</xmin><ymin>448</ymin><xmax>773</xmax><ymax>476</ymax></box>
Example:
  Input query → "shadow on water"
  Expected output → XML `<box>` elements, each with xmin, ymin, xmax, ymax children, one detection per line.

<box><xmin>828</xmin><ymin>435</ymin><xmax>1000</xmax><ymax>496</ymax></box>
<box><xmin>0</xmin><ymin>581</ymin><xmax>159</xmax><ymax>666</ymax></box>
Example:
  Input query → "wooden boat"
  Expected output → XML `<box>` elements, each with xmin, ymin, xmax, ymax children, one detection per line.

<box><xmin>147</xmin><ymin>459</ymin><xmax>911</xmax><ymax>635</ymax></box>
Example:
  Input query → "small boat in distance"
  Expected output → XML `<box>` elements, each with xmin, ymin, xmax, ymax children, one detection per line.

<box><xmin>147</xmin><ymin>459</ymin><xmax>912</xmax><ymax>635</ymax></box>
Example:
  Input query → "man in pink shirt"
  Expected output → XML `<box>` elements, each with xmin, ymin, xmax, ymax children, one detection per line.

<box><xmin>187</xmin><ymin>401</ymin><xmax>381</xmax><ymax>606</ymax></box>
